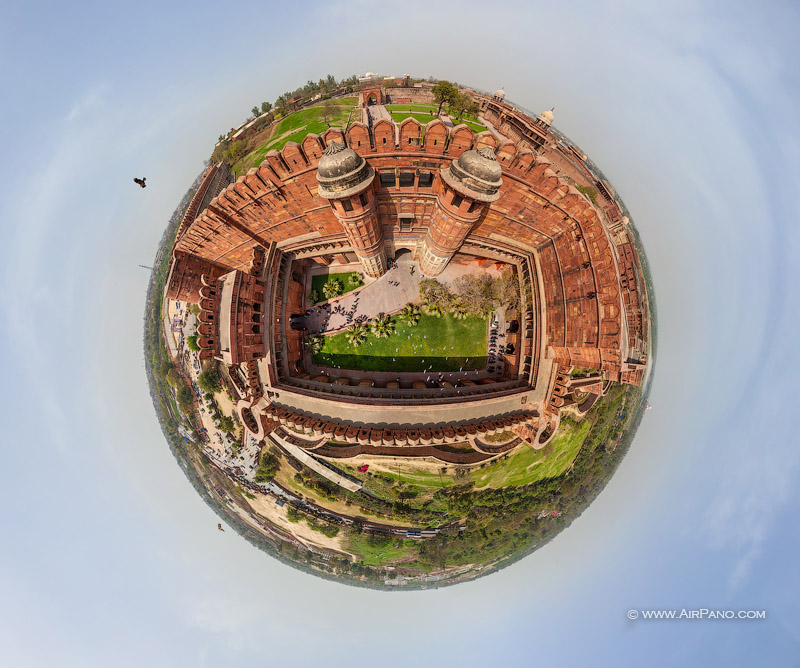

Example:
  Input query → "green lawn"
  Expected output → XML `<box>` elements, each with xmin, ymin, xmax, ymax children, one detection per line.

<box><xmin>386</xmin><ymin>103</ymin><xmax>439</xmax><ymax>113</ymax></box>
<box><xmin>344</xmin><ymin>534</ymin><xmax>418</xmax><ymax>566</ymax></box>
<box><xmin>342</xmin><ymin>462</ymin><xmax>455</xmax><ymax>491</ymax></box>
<box><xmin>231</xmin><ymin>102</ymin><xmax>356</xmax><ymax>176</ymax></box>
<box><xmin>390</xmin><ymin>111</ymin><xmax>439</xmax><ymax>125</ymax></box>
<box><xmin>470</xmin><ymin>417</ymin><xmax>592</xmax><ymax>488</ymax></box>
<box><xmin>313</xmin><ymin>313</ymin><xmax>487</xmax><ymax>372</ymax></box>
<box><xmin>310</xmin><ymin>271</ymin><xmax>363</xmax><ymax>302</ymax></box>
<box><xmin>454</xmin><ymin>119</ymin><xmax>487</xmax><ymax>133</ymax></box>
<box><xmin>390</xmin><ymin>110</ymin><xmax>486</xmax><ymax>134</ymax></box>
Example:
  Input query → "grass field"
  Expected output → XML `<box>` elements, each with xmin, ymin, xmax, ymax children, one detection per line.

<box><xmin>344</xmin><ymin>534</ymin><xmax>417</xmax><ymax>565</ymax></box>
<box><xmin>313</xmin><ymin>313</ymin><xmax>487</xmax><ymax>372</ymax></box>
<box><xmin>470</xmin><ymin>417</ymin><xmax>592</xmax><ymax>488</ymax></box>
<box><xmin>389</xmin><ymin>110</ymin><xmax>486</xmax><ymax>134</ymax></box>
<box><xmin>453</xmin><ymin>119</ymin><xmax>487</xmax><ymax>133</ymax></box>
<box><xmin>310</xmin><ymin>271</ymin><xmax>363</xmax><ymax>302</ymax></box>
<box><xmin>231</xmin><ymin>102</ymin><xmax>356</xmax><ymax>176</ymax></box>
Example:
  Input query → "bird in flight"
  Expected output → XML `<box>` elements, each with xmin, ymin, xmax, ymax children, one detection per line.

<box><xmin>133</xmin><ymin>177</ymin><xmax>147</xmax><ymax>188</ymax></box>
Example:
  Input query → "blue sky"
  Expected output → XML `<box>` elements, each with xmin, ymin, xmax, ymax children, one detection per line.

<box><xmin>1</xmin><ymin>0</ymin><xmax>799</xmax><ymax>665</ymax></box>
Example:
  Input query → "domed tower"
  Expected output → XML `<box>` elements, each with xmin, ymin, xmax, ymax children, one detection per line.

<box><xmin>419</xmin><ymin>147</ymin><xmax>503</xmax><ymax>277</ymax></box>
<box><xmin>536</xmin><ymin>107</ymin><xmax>554</xmax><ymax>127</ymax></box>
<box><xmin>316</xmin><ymin>142</ymin><xmax>386</xmax><ymax>278</ymax></box>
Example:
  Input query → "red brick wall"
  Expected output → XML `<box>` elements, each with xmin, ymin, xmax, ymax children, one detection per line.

<box><xmin>167</xmin><ymin>111</ymin><xmax>648</xmax><ymax>384</ymax></box>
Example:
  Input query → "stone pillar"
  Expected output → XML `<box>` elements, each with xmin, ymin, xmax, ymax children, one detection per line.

<box><xmin>419</xmin><ymin>147</ymin><xmax>503</xmax><ymax>277</ymax></box>
<box><xmin>316</xmin><ymin>142</ymin><xmax>387</xmax><ymax>278</ymax></box>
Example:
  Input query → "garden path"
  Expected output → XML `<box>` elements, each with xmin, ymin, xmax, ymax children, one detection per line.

<box><xmin>305</xmin><ymin>256</ymin><xmax>501</xmax><ymax>335</ymax></box>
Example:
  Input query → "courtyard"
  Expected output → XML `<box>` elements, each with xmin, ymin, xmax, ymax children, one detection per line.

<box><xmin>314</xmin><ymin>312</ymin><xmax>487</xmax><ymax>372</ymax></box>
<box><xmin>304</xmin><ymin>255</ymin><xmax>507</xmax><ymax>375</ymax></box>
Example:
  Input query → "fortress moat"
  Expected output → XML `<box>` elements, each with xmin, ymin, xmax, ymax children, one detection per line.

<box><xmin>146</xmin><ymin>76</ymin><xmax>655</xmax><ymax>589</ymax></box>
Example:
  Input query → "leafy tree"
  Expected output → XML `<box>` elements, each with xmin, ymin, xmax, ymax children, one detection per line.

<box><xmin>346</xmin><ymin>322</ymin><xmax>368</xmax><ymax>346</ymax></box>
<box><xmin>370</xmin><ymin>313</ymin><xmax>395</xmax><ymax>338</ymax></box>
<box><xmin>306</xmin><ymin>334</ymin><xmax>324</xmax><ymax>354</ymax></box>
<box><xmin>166</xmin><ymin>367</ymin><xmax>182</xmax><ymax>388</ymax></box>
<box><xmin>177</xmin><ymin>384</ymin><xmax>194</xmax><ymax>410</ymax></box>
<box><xmin>452</xmin><ymin>274</ymin><xmax>495</xmax><ymax>316</ymax></box>
<box><xmin>433</xmin><ymin>80</ymin><xmax>459</xmax><ymax>116</ymax></box>
<box><xmin>451</xmin><ymin>92</ymin><xmax>480</xmax><ymax>123</ymax></box>
<box><xmin>229</xmin><ymin>140</ymin><xmax>246</xmax><ymax>162</ymax></box>
<box><xmin>322</xmin><ymin>278</ymin><xmax>343</xmax><ymax>300</ymax></box>
<box><xmin>158</xmin><ymin>359</ymin><xmax>173</xmax><ymax>378</ymax></box>
<box><xmin>492</xmin><ymin>270</ymin><xmax>520</xmax><ymax>313</ymax></box>
<box><xmin>260</xmin><ymin>101</ymin><xmax>272</xmax><ymax>114</ymax></box>
<box><xmin>251</xmin><ymin>105</ymin><xmax>260</xmax><ymax>117</ymax></box>
<box><xmin>186</xmin><ymin>335</ymin><xmax>200</xmax><ymax>351</ymax></box>
<box><xmin>320</xmin><ymin>99</ymin><xmax>338</xmax><ymax>128</ymax></box>
<box><xmin>197</xmin><ymin>366</ymin><xmax>222</xmax><ymax>394</ymax></box>
<box><xmin>255</xmin><ymin>452</ymin><xmax>279</xmax><ymax>482</ymax></box>
<box><xmin>419</xmin><ymin>278</ymin><xmax>453</xmax><ymax>313</ymax></box>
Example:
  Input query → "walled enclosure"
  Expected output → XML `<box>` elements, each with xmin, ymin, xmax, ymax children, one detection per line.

<box><xmin>166</xmin><ymin>87</ymin><xmax>650</xmax><ymax>459</ymax></box>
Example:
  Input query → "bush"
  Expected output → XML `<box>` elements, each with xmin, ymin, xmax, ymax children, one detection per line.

<box><xmin>186</xmin><ymin>335</ymin><xmax>200</xmax><ymax>351</ymax></box>
<box><xmin>308</xmin><ymin>289</ymin><xmax>319</xmax><ymax>304</ymax></box>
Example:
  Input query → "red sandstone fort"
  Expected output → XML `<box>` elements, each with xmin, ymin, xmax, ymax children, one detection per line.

<box><xmin>164</xmin><ymin>85</ymin><xmax>650</xmax><ymax>463</ymax></box>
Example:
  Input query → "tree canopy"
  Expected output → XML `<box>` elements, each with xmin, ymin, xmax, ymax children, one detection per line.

<box><xmin>197</xmin><ymin>366</ymin><xmax>222</xmax><ymax>394</ymax></box>
<box><xmin>433</xmin><ymin>80</ymin><xmax>459</xmax><ymax>116</ymax></box>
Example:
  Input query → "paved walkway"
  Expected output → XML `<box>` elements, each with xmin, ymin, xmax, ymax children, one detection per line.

<box><xmin>305</xmin><ymin>257</ymin><xmax>503</xmax><ymax>335</ymax></box>
<box><xmin>477</xmin><ymin>115</ymin><xmax>506</xmax><ymax>142</ymax></box>
<box><xmin>268</xmin><ymin>430</ymin><xmax>362</xmax><ymax>493</ymax></box>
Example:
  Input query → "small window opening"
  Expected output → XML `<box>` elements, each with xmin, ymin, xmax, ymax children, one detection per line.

<box><xmin>398</xmin><ymin>172</ymin><xmax>415</xmax><ymax>188</ymax></box>
<box><xmin>418</xmin><ymin>172</ymin><xmax>433</xmax><ymax>188</ymax></box>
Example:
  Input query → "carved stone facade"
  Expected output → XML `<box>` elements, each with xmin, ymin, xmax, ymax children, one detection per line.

<box><xmin>167</xmin><ymin>92</ymin><xmax>651</xmax><ymax>452</ymax></box>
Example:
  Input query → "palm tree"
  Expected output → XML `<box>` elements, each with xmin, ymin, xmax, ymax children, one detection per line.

<box><xmin>400</xmin><ymin>303</ymin><xmax>421</xmax><ymax>326</ymax></box>
<box><xmin>346</xmin><ymin>323</ymin><xmax>368</xmax><ymax>347</ymax></box>
<box><xmin>370</xmin><ymin>313</ymin><xmax>395</xmax><ymax>338</ymax></box>
<box><xmin>322</xmin><ymin>279</ymin><xmax>343</xmax><ymax>300</ymax></box>
<box><xmin>306</xmin><ymin>334</ymin><xmax>324</xmax><ymax>354</ymax></box>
